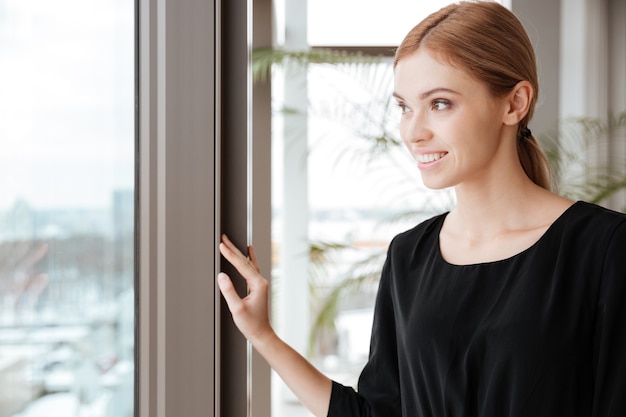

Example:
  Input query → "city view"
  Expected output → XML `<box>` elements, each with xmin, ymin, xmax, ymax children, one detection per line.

<box><xmin>0</xmin><ymin>191</ymin><xmax>134</xmax><ymax>417</ymax></box>
<box><xmin>0</xmin><ymin>1</ymin><xmax>135</xmax><ymax>415</ymax></box>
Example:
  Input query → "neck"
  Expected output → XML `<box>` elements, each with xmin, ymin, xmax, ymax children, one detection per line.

<box><xmin>450</xmin><ymin>169</ymin><xmax>548</xmax><ymax>240</ymax></box>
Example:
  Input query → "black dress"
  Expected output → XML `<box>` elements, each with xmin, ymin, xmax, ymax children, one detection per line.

<box><xmin>327</xmin><ymin>201</ymin><xmax>626</xmax><ymax>417</ymax></box>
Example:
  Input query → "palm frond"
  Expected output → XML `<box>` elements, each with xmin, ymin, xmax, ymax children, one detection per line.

<box><xmin>252</xmin><ymin>47</ymin><xmax>384</xmax><ymax>83</ymax></box>
<box><xmin>539</xmin><ymin>111</ymin><xmax>626</xmax><ymax>205</ymax></box>
<box><xmin>308</xmin><ymin>249</ymin><xmax>387</xmax><ymax>357</ymax></box>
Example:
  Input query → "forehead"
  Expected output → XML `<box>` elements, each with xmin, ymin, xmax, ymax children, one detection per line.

<box><xmin>393</xmin><ymin>48</ymin><xmax>480</xmax><ymax>96</ymax></box>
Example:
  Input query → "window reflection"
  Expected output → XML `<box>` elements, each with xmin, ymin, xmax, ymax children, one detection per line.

<box><xmin>0</xmin><ymin>1</ymin><xmax>134</xmax><ymax>416</ymax></box>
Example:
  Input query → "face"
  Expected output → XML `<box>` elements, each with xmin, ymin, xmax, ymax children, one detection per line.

<box><xmin>393</xmin><ymin>48</ymin><xmax>510</xmax><ymax>190</ymax></box>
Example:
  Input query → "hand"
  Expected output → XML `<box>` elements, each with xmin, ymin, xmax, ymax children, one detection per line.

<box><xmin>217</xmin><ymin>234</ymin><xmax>273</xmax><ymax>344</ymax></box>
<box><xmin>218</xmin><ymin>235</ymin><xmax>333</xmax><ymax>417</ymax></box>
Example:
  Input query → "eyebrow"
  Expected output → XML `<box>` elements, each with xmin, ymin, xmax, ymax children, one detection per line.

<box><xmin>392</xmin><ymin>87</ymin><xmax>461</xmax><ymax>101</ymax></box>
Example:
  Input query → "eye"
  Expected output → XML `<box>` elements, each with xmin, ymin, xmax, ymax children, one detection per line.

<box><xmin>431</xmin><ymin>99</ymin><xmax>451</xmax><ymax>111</ymax></box>
<box><xmin>396</xmin><ymin>102</ymin><xmax>411</xmax><ymax>115</ymax></box>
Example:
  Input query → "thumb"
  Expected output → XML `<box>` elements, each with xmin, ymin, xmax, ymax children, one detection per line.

<box><xmin>217</xmin><ymin>272</ymin><xmax>244</xmax><ymax>313</ymax></box>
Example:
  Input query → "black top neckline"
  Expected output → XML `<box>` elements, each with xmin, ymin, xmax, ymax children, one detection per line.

<box><xmin>436</xmin><ymin>200</ymin><xmax>582</xmax><ymax>268</ymax></box>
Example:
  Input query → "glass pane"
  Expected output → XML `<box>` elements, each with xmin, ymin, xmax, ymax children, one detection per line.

<box><xmin>307</xmin><ymin>0</ymin><xmax>506</xmax><ymax>46</ymax></box>
<box><xmin>308</xmin><ymin>0</ymin><xmax>466</xmax><ymax>46</ymax></box>
<box><xmin>271</xmin><ymin>2</ymin><xmax>467</xmax><ymax>416</ymax></box>
<box><xmin>0</xmin><ymin>2</ymin><xmax>135</xmax><ymax>417</ymax></box>
<box><xmin>304</xmin><ymin>60</ymin><xmax>451</xmax><ymax>375</ymax></box>
<box><xmin>272</xmin><ymin>59</ymin><xmax>455</xmax><ymax>417</ymax></box>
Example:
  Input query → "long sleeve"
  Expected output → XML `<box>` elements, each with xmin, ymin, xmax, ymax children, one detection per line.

<box><xmin>327</xmin><ymin>247</ymin><xmax>402</xmax><ymax>417</ymax></box>
<box><xmin>592</xmin><ymin>220</ymin><xmax>626</xmax><ymax>416</ymax></box>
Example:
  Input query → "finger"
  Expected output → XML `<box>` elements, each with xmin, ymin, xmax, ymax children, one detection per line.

<box><xmin>219</xmin><ymin>241</ymin><xmax>253</xmax><ymax>272</ymax></box>
<box><xmin>220</xmin><ymin>237</ymin><xmax>260</xmax><ymax>279</ymax></box>
<box><xmin>220</xmin><ymin>234</ymin><xmax>248</xmax><ymax>261</ymax></box>
<box><xmin>217</xmin><ymin>272</ymin><xmax>244</xmax><ymax>313</ymax></box>
<box><xmin>220</xmin><ymin>234</ymin><xmax>243</xmax><ymax>256</ymax></box>
<box><xmin>248</xmin><ymin>245</ymin><xmax>260</xmax><ymax>272</ymax></box>
<box><xmin>221</xmin><ymin>235</ymin><xmax>259</xmax><ymax>273</ymax></box>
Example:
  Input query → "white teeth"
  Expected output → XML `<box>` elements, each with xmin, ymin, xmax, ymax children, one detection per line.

<box><xmin>417</xmin><ymin>152</ymin><xmax>447</xmax><ymax>163</ymax></box>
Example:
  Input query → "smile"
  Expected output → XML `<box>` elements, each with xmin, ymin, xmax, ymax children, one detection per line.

<box><xmin>417</xmin><ymin>152</ymin><xmax>447</xmax><ymax>163</ymax></box>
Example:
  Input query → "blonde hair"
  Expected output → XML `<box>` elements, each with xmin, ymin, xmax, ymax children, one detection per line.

<box><xmin>394</xmin><ymin>1</ymin><xmax>552</xmax><ymax>190</ymax></box>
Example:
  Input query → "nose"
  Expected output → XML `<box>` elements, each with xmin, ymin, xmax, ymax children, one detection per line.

<box><xmin>401</xmin><ymin>111</ymin><xmax>431</xmax><ymax>145</ymax></box>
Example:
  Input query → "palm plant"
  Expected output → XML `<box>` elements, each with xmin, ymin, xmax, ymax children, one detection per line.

<box><xmin>542</xmin><ymin>113</ymin><xmax>626</xmax><ymax>208</ymax></box>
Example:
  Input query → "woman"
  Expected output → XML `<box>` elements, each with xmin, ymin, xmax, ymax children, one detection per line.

<box><xmin>217</xmin><ymin>1</ymin><xmax>626</xmax><ymax>416</ymax></box>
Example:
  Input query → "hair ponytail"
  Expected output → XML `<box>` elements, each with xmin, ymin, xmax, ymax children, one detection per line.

<box><xmin>517</xmin><ymin>132</ymin><xmax>553</xmax><ymax>191</ymax></box>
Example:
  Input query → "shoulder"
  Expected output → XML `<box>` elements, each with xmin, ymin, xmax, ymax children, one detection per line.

<box><xmin>387</xmin><ymin>212</ymin><xmax>448</xmax><ymax>258</ymax></box>
<box><xmin>377</xmin><ymin>212</ymin><xmax>447</xmax><ymax>284</ymax></box>
<box><xmin>567</xmin><ymin>200</ymin><xmax>625</xmax><ymax>222</ymax></box>
<box><xmin>562</xmin><ymin>201</ymin><xmax>626</xmax><ymax>241</ymax></box>
<box><xmin>557</xmin><ymin>202</ymin><xmax>626</xmax><ymax>276</ymax></box>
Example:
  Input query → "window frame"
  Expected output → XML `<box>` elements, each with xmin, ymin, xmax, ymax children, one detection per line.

<box><xmin>136</xmin><ymin>0</ymin><xmax>272</xmax><ymax>416</ymax></box>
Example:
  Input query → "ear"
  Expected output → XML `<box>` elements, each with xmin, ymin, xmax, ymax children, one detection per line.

<box><xmin>502</xmin><ymin>81</ymin><xmax>533</xmax><ymax>126</ymax></box>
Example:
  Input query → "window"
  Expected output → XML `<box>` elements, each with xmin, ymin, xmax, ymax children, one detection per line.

<box><xmin>0</xmin><ymin>2</ymin><xmax>134</xmax><ymax>416</ymax></box>
<box><xmin>307</xmin><ymin>0</ymin><xmax>469</xmax><ymax>46</ymax></box>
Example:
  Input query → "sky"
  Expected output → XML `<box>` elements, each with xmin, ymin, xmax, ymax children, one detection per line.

<box><xmin>0</xmin><ymin>0</ymin><xmax>134</xmax><ymax>210</ymax></box>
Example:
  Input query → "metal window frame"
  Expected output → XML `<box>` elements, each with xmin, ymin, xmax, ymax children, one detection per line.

<box><xmin>137</xmin><ymin>0</ymin><xmax>272</xmax><ymax>416</ymax></box>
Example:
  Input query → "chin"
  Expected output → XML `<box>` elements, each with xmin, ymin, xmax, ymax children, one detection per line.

<box><xmin>420</xmin><ymin>177</ymin><xmax>456</xmax><ymax>191</ymax></box>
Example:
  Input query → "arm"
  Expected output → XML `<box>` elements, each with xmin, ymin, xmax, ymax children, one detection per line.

<box><xmin>328</xmin><ymin>250</ymin><xmax>401</xmax><ymax>417</ymax></box>
<box><xmin>217</xmin><ymin>234</ymin><xmax>332</xmax><ymax>417</ymax></box>
<box><xmin>592</xmin><ymin>220</ymin><xmax>626</xmax><ymax>416</ymax></box>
